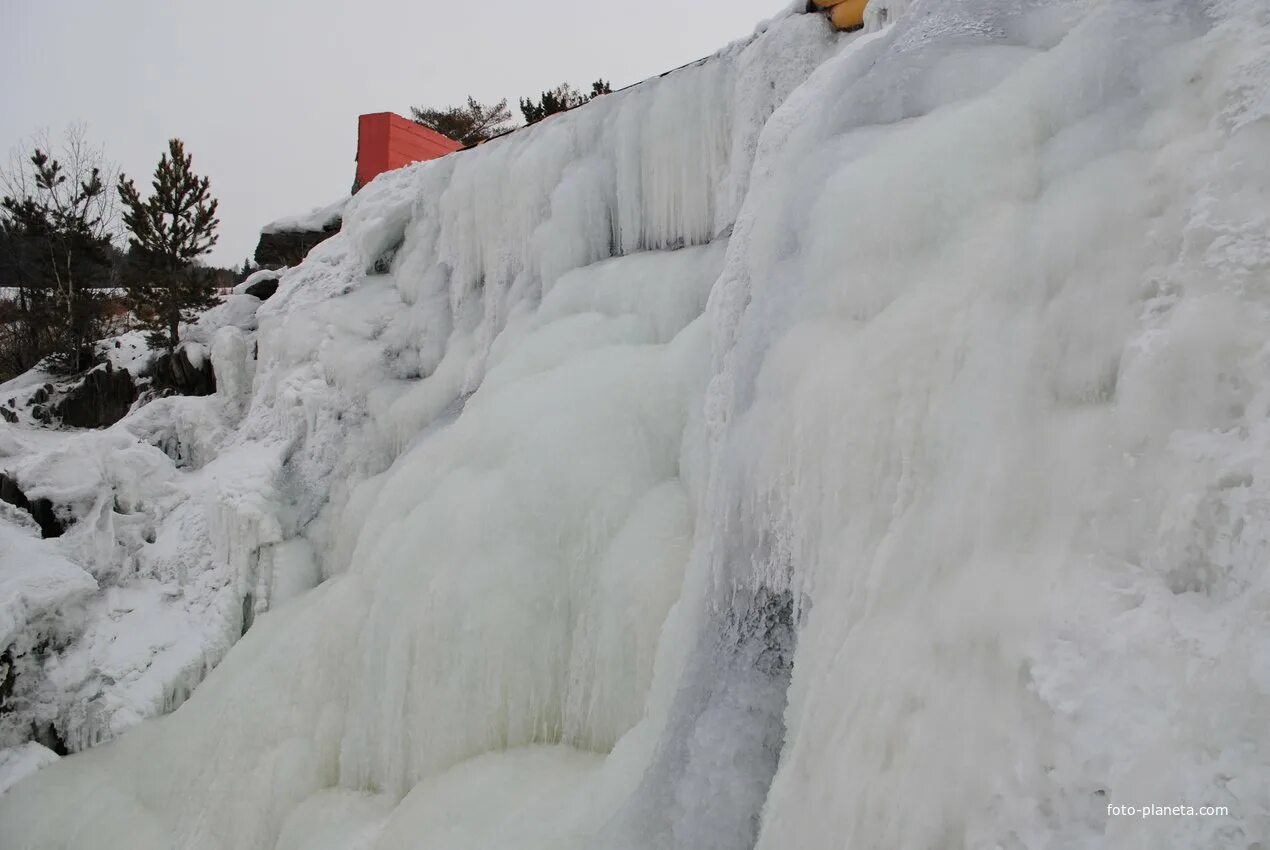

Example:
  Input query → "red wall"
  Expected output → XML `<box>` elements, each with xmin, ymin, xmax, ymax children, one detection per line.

<box><xmin>356</xmin><ymin>112</ymin><xmax>462</xmax><ymax>190</ymax></box>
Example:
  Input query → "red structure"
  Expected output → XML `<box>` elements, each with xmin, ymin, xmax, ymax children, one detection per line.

<box><xmin>354</xmin><ymin>112</ymin><xmax>462</xmax><ymax>191</ymax></box>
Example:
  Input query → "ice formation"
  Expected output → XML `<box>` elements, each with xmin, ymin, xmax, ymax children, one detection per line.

<box><xmin>0</xmin><ymin>286</ymin><xmax>272</xmax><ymax>756</ymax></box>
<box><xmin>3</xmin><ymin>0</ymin><xmax>1270</xmax><ymax>847</ymax></box>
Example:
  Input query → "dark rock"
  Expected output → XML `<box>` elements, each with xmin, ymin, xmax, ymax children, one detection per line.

<box><xmin>244</xmin><ymin>276</ymin><xmax>280</xmax><ymax>301</ymax></box>
<box><xmin>0</xmin><ymin>472</ymin><xmax>66</xmax><ymax>538</ymax></box>
<box><xmin>370</xmin><ymin>238</ymin><xmax>403</xmax><ymax>275</ymax></box>
<box><xmin>241</xmin><ymin>593</ymin><xmax>255</xmax><ymax>636</ymax></box>
<box><xmin>32</xmin><ymin>722</ymin><xmax>68</xmax><ymax>756</ymax></box>
<box><xmin>0</xmin><ymin>648</ymin><xmax>15</xmax><ymax>709</ymax></box>
<box><xmin>54</xmin><ymin>363</ymin><xmax>138</xmax><ymax>429</ymax></box>
<box><xmin>30</xmin><ymin>386</ymin><xmax>49</xmax><ymax>405</ymax></box>
<box><xmin>0</xmin><ymin>408</ymin><xmax>14</xmax><ymax>424</ymax></box>
<box><xmin>254</xmin><ymin>218</ymin><xmax>341</xmax><ymax>269</ymax></box>
<box><xmin>148</xmin><ymin>345</ymin><xmax>216</xmax><ymax>397</ymax></box>
<box><xmin>31</xmin><ymin>405</ymin><xmax>47</xmax><ymax>422</ymax></box>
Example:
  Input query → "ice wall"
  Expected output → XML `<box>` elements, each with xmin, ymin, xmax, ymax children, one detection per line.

<box><xmin>3</xmin><ymin>0</ymin><xmax>1270</xmax><ymax>848</ymax></box>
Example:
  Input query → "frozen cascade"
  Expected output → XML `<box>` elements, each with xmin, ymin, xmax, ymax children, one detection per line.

<box><xmin>3</xmin><ymin>0</ymin><xmax>1270</xmax><ymax>848</ymax></box>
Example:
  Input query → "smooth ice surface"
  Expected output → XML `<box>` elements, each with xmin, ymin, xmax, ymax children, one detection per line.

<box><xmin>0</xmin><ymin>742</ymin><xmax>59</xmax><ymax>795</ymax></box>
<box><xmin>3</xmin><ymin>1</ymin><xmax>1270</xmax><ymax>848</ymax></box>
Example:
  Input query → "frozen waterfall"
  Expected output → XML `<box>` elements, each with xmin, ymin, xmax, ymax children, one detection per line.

<box><xmin>3</xmin><ymin>0</ymin><xmax>1269</xmax><ymax>848</ymax></box>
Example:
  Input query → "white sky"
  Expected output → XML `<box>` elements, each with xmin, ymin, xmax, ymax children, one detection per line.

<box><xmin>2</xmin><ymin>0</ymin><xmax>790</xmax><ymax>267</ymax></box>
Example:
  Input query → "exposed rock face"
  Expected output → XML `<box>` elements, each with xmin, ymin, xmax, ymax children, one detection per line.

<box><xmin>243</xmin><ymin>276</ymin><xmax>280</xmax><ymax>301</ymax></box>
<box><xmin>0</xmin><ymin>473</ymin><xmax>65</xmax><ymax>538</ymax></box>
<box><xmin>53</xmin><ymin>364</ymin><xmax>138</xmax><ymax>430</ymax></box>
<box><xmin>148</xmin><ymin>346</ymin><xmax>216</xmax><ymax>397</ymax></box>
<box><xmin>254</xmin><ymin>219</ymin><xmax>341</xmax><ymax>269</ymax></box>
<box><xmin>0</xmin><ymin>649</ymin><xmax>15</xmax><ymax>707</ymax></box>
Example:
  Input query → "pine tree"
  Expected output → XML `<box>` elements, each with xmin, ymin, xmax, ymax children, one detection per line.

<box><xmin>520</xmin><ymin>81</ymin><xmax>607</xmax><ymax>126</ymax></box>
<box><xmin>410</xmin><ymin>97</ymin><xmax>514</xmax><ymax>147</ymax></box>
<box><xmin>117</xmin><ymin>139</ymin><xmax>220</xmax><ymax>352</ymax></box>
<box><xmin>0</xmin><ymin>131</ymin><xmax>117</xmax><ymax>375</ymax></box>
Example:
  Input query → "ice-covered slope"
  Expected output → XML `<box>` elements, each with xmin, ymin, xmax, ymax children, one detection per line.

<box><xmin>0</xmin><ymin>299</ymin><xmax>269</xmax><ymax>755</ymax></box>
<box><xmin>3</xmin><ymin>0</ymin><xmax>1270</xmax><ymax>847</ymax></box>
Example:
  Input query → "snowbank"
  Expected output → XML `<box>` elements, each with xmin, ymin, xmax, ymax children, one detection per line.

<box><xmin>261</xmin><ymin>198</ymin><xmax>348</xmax><ymax>236</ymax></box>
<box><xmin>0</xmin><ymin>273</ymin><xmax>275</xmax><ymax>754</ymax></box>
<box><xmin>0</xmin><ymin>743</ymin><xmax>59</xmax><ymax>796</ymax></box>
<box><xmin>0</xmin><ymin>518</ymin><xmax>95</xmax><ymax>654</ymax></box>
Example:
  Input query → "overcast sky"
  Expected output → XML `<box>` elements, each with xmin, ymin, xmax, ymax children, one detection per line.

<box><xmin>2</xmin><ymin>0</ymin><xmax>788</xmax><ymax>267</ymax></box>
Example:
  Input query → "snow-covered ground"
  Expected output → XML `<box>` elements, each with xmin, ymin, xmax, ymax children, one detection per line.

<box><xmin>0</xmin><ymin>741</ymin><xmax>58</xmax><ymax>796</ymax></box>
<box><xmin>0</xmin><ymin>292</ymin><xmax>271</xmax><ymax>755</ymax></box>
<box><xmin>2</xmin><ymin>0</ymin><xmax>1269</xmax><ymax>848</ymax></box>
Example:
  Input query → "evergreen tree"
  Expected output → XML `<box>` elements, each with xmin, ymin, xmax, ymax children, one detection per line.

<box><xmin>410</xmin><ymin>97</ymin><xmax>514</xmax><ymax>147</ymax></box>
<box><xmin>117</xmin><ymin>138</ymin><xmax>220</xmax><ymax>352</ymax></box>
<box><xmin>0</xmin><ymin>132</ymin><xmax>117</xmax><ymax>375</ymax></box>
<box><xmin>520</xmin><ymin>81</ymin><xmax>608</xmax><ymax>126</ymax></box>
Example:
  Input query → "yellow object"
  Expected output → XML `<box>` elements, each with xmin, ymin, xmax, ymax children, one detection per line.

<box><xmin>810</xmin><ymin>0</ymin><xmax>843</xmax><ymax>7</ymax></box>
<box><xmin>830</xmin><ymin>0</ymin><xmax>869</xmax><ymax>30</ymax></box>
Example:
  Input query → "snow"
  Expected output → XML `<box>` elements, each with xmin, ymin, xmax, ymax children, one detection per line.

<box><xmin>0</xmin><ymin>367</ymin><xmax>54</xmax><ymax>401</ymax></box>
<box><xmin>99</xmin><ymin>330</ymin><xmax>155</xmax><ymax>376</ymax></box>
<box><xmin>2</xmin><ymin>0</ymin><xmax>1270</xmax><ymax>848</ymax></box>
<box><xmin>0</xmin><ymin>290</ymin><xmax>277</xmax><ymax>751</ymax></box>
<box><xmin>0</xmin><ymin>519</ymin><xmax>96</xmax><ymax>654</ymax></box>
<box><xmin>187</xmin><ymin>293</ymin><xmax>266</xmax><ymax>341</ymax></box>
<box><xmin>0</xmin><ymin>416</ymin><xmax>288</xmax><ymax>752</ymax></box>
<box><xmin>261</xmin><ymin>198</ymin><xmax>348</xmax><ymax>235</ymax></box>
<box><xmin>234</xmin><ymin>267</ymin><xmax>284</xmax><ymax>295</ymax></box>
<box><xmin>0</xmin><ymin>742</ymin><xmax>59</xmax><ymax>796</ymax></box>
<box><xmin>183</xmin><ymin>342</ymin><xmax>207</xmax><ymax>370</ymax></box>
